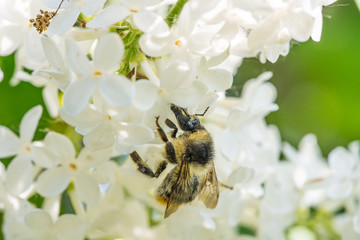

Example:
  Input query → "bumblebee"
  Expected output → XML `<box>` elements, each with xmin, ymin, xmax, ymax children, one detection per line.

<box><xmin>130</xmin><ymin>104</ymin><xmax>219</xmax><ymax>218</ymax></box>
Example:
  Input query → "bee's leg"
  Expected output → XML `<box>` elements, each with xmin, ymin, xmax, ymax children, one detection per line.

<box><xmin>165</xmin><ymin>119</ymin><xmax>178</xmax><ymax>138</ymax></box>
<box><xmin>155</xmin><ymin>116</ymin><xmax>169</xmax><ymax>143</ymax></box>
<box><xmin>130</xmin><ymin>151</ymin><xmax>156</xmax><ymax>177</ymax></box>
<box><xmin>165</xmin><ymin>142</ymin><xmax>177</xmax><ymax>164</ymax></box>
<box><xmin>155</xmin><ymin>161</ymin><xmax>168</xmax><ymax>177</ymax></box>
<box><xmin>131</xmin><ymin>151</ymin><xmax>168</xmax><ymax>178</ymax></box>
<box><xmin>155</xmin><ymin>116</ymin><xmax>177</xmax><ymax>164</ymax></box>
<box><xmin>219</xmin><ymin>182</ymin><xmax>233</xmax><ymax>190</ymax></box>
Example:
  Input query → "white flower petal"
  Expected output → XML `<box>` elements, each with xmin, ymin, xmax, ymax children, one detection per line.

<box><xmin>0</xmin><ymin>67</ymin><xmax>3</xmax><ymax>82</ymax></box>
<box><xmin>199</xmin><ymin>68</ymin><xmax>233</xmax><ymax>91</ymax></box>
<box><xmin>43</xmin><ymin>132</ymin><xmax>76</xmax><ymax>163</ymax></box>
<box><xmin>62</xmin><ymin>78</ymin><xmax>96</xmax><ymax>115</ymax></box>
<box><xmin>342</xmin><ymin>221</ymin><xmax>360</xmax><ymax>240</ymax></box>
<box><xmin>25</xmin><ymin>209</ymin><xmax>53</xmax><ymax>229</ymax></box>
<box><xmin>37</xmin><ymin>167</ymin><xmax>71</xmax><ymax>197</ymax></box>
<box><xmin>60</xmin><ymin>106</ymin><xmax>102</xmax><ymax>129</ymax></box>
<box><xmin>0</xmin><ymin>126</ymin><xmax>20</xmax><ymax>158</ymax></box>
<box><xmin>93</xmin><ymin>161</ymin><xmax>118</xmax><ymax>184</ymax></box>
<box><xmin>248</xmin><ymin>17</ymin><xmax>281</xmax><ymax>49</ymax></box>
<box><xmin>311</xmin><ymin>14</ymin><xmax>323</xmax><ymax>42</ymax></box>
<box><xmin>87</xmin><ymin>5</ymin><xmax>130</xmax><ymax>28</ymax></box>
<box><xmin>74</xmin><ymin>171</ymin><xmax>100</xmax><ymax>205</ymax></box>
<box><xmin>31</xmin><ymin>145</ymin><xmax>59</xmax><ymax>169</ymax></box>
<box><xmin>0</xmin><ymin>25</ymin><xmax>25</xmax><ymax>56</ymax></box>
<box><xmin>354</xmin><ymin>214</ymin><xmax>360</xmax><ymax>234</ymax></box>
<box><xmin>87</xmin><ymin>209</ymin><xmax>124</xmax><ymax>238</ymax></box>
<box><xmin>82</xmin><ymin>0</ymin><xmax>105</xmax><ymax>15</ymax></box>
<box><xmin>161</xmin><ymin>58</ymin><xmax>196</xmax><ymax>89</ymax></box>
<box><xmin>133</xmin><ymin>10</ymin><xmax>169</xmax><ymax>35</ymax></box>
<box><xmin>41</xmin><ymin>36</ymin><xmax>65</xmax><ymax>72</ymax></box>
<box><xmin>93</xmin><ymin>34</ymin><xmax>125</xmax><ymax>73</ymax></box>
<box><xmin>162</xmin><ymin>81</ymin><xmax>208</xmax><ymax>108</ymax></box>
<box><xmin>220</xmin><ymin>129</ymin><xmax>239</xmax><ymax>162</ymax></box>
<box><xmin>98</xmin><ymin>75</ymin><xmax>134</xmax><ymax>107</ymax></box>
<box><xmin>20</xmin><ymin>105</ymin><xmax>42</xmax><ymax>143</ymax></box>
<box><xmin>327</xmin><ymin>179</ymin><xmax>353</xmax><ymax>199</ymax></box>
<box><xmin>286</xmin><ymin>11</ymin><xmax>313</xmax><ymax>42</ymax></box>
<box><xmin>328</xmin><ymin>147</ymin><xmax>355</xmax><ymax>176</ymax></box>
<box><xmin>115</xmin><ymin>124</ymin><xmax>155</xmax><ymax>154</ymax></box>
<box><xmin>42</xmin><ymin>0</ymin><xmax>70</xmax><ymax>8</ymax></box>
<box><xmin>47</xmin><ymin>8</ymin><xmax>80</xmax><ymax>35</ymax></box>
<box><xmin>54</xmin><ymin>214</ymin><xmax>86</xmax><ymax>240</ymax></box>
<box><xmin>6</xmin><ymin>156</ymin><xmax>34</xmax><ymax>196</ymax></box>
<box><xmin>83</xmin><ymin>124</ymin><xmax>115</xmax><ymax>151</ymax></box>
<box><xmin>228</xmin><ymin>167</ymin><xmax>254</xmax><ymax>187</ymax></box>
<box><xmin>43</xmin><ymin>84</ymin><xmax>60</xmax><ymax>118</ymax></box>
<box><xmin>65</xmin><ymin>38</ymin><xmax>93</xmax><ymax>76</ymax></box>
<box><xmin>133</xmin><ymin>79</ymin><xmax>158</xmax><ymax>110</ymax></box>
<box><xmin>139</xmin><ymin>33</ymin><xmax>174</xmax><ymax>57</ymax></box>
<box><xmin>77</xmin><ymin>147</ymin><xmax>112</xmax><ymax>169</ymax></box>
<box><xmin>118</xmin><ymin>123</ymin><xmax>155</xmax><ymax>145</ymax></box>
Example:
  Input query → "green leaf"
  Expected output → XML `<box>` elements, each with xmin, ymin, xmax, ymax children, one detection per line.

<box><xmin>165</xmin><ymin>0</ymin><xmax>189</xmax><ymax>27</ymax></box>
<box><xmin>60</xmin><ymin>191</ymin><xmax>75</xmax><ymax>215</ymax></box>
<box><xmin>236</xmin><ymin>224</ymin><xmax>257</xmax><ymax>236</ymax></box>
<box><xmin>28</xmin><ymin>193</ymin><xmax>45</xmax><ymax>208</ymax></box>
<box><xmin>110</xmin><ymin>155</ymin><xmax>128</xmax><ymax>166</ymax></box>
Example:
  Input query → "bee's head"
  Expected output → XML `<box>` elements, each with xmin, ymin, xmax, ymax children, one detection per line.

<box><xmin>170</xmin><ymin>104</ymin><xmax>202</xmax><ymax>132</ymax></box>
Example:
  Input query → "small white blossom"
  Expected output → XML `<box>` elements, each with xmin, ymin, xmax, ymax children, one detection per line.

<box><xmin>35</xmin><ymin>132</ymin><xmax>111</xmax><ymax>205</ymax></box>
<box><xmin>326</xmin><ymin>141</ymin><xmax>360</xmax><ymax>200</ymax></box>
<box><xmin>12</xmin><ymin>209</ymin><xmax>86</xmax><ymax>240</ymax></box>
<box><xmin>62</xmin><ymin>33</ymin><xmax>134</xmax><ymax>115</ymax></box>
<box><xmin>60</xmin><ymin>92</ymin><xmax>154</xmax><ymax>153</ymax></box>
<box><xmin>0</xmin><ymin>105</ymin><xmax>43</xmax><ymax>196</ymax></box>
<box><xmin>43</xmin><ymin>0</ymin><xmax>106</xmax><ymax>35</ymax></box>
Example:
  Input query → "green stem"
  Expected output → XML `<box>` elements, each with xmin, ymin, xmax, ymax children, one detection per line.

<box><xmin>165</xmin><ymin>0</ymin><xmax>189</xmax><ymax>27</ymax></box>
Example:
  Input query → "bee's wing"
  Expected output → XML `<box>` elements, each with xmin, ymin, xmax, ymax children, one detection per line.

<box><xmin>198</xmin><ymin>164</ymin><xmax>219</xmax><ymax>209</ymax></box>
<box><xmin>164</xmin><ymin>195</ymin><xmax>180</xmax><ymax>218</ymax></box>
<box><xmin>164</xmin><ymin>161</ymin><xmax>189</xmax><ymax>218</ymax></box>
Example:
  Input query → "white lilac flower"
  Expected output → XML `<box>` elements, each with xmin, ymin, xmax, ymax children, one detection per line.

<box><xmin>87</xmin><ymin>0</ymin><xmax>169</xmax><ymax>35</ymax></box>
<box><xmin>218</xmin><ymin>72</ymin><xmax>278</xmax><ymax>162</ymax></box>
<box><xmin>258</xmin><ymin>163</ymin><xmax>298</xmax><ymax>240</ymax></box>
<box><xmin>35</xmin><ymin>132</ymin><xmax>111</xmax><ymax>205</ymax></box>
<box><xmin>133</xmin><ymin>57</ymin><xmax>208</xmax><ymax>129</ymax></box>
<box><xmin>27</xmin><ymin>36</ymin><xmax>75</xmax><ymax>117</ymax></box>
<box><xmin>0</xmin><ymin>0</ymin><xmax>45</xmax><ymax>57</ymax></box>
<box><xmin>197</xmin><ymin>53</ymin><xmax>233</xmax><ymax>92</ymax></box>
<box><xmin>39</xmin><ymin>36</ymin><xmax>73</xmax><ymax>91</ymax></box>
<box><xmin>0</xmin><ymin>161</ymin><xmax>33</xmax><ymax>225</ymax></box>
<box><xmin>60</xmin><ymin>92</ymin><xmax>154</xmax><ymax>153</ymax></box>
<box><xmin>0</xmin><ymin>0</ymin><xmax>51</xmax><ymax>88</ymax></box>
<box><xmin>85</xmin><ymin>175</ymin><xmax>154</xmax><ymax>240</ymax></box>
<box><xmin>139</xmin><ymin>3</ymin><xmax>225</xmax><ymax>59</ymax></box>
<box><xmin>12</xmin><ymin>209</ymin><xmax>86</xmax><ymax>240</ymax></box>
<box><xmin>62</xmin><ymin>33</ymin><xmax>134</xmax><ymax>115</ymax></box>
<box><xmin>0</xmin><ymin>105</ymin><xmax>42</xmax><ymax>196</ymax></box>
<box><xmin>43</xmin><ymin>0</ymin><xmax>106</xmax><ymax>35</ymax></box>
<box><xmin>326</xmin><ymin>141</ymin><xmax>360</xmax><ymax>200</ymax></box>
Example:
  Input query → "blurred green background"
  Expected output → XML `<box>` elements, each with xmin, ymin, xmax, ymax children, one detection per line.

<box><xmin>231</xmin><ymin>0</ymin><xmax>360</xmax><ymax>155</ymax></box>
<box><xmin>0</xmin><ymin>0</ymin><xmax>359</xmax><ymax>157</ymax></box>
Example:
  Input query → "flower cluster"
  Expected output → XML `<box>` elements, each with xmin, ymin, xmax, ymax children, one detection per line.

<box><xmin>1</xmin><ymin>0</ymin><xmax>357</xmax><ymax>239</ymax></box>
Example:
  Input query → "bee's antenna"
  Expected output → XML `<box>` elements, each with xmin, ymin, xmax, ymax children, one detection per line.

<box><xmin>195</xmin><ymin>106</ymin><xmax>210</xmax><ymax>117</ymax></box>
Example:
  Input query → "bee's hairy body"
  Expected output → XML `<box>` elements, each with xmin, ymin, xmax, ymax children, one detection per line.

<box><xmin>130</xmin><ymin>104</ymin><xmax>219</xmax><ymax>218</ymax></box>
<box><xmin>157</xmin><ymin>130</ymin><xmax>215</xmax><ymax>204</ymax></box>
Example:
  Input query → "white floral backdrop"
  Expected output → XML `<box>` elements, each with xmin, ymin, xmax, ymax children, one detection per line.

<box><xmin>0</xmin><ymin>0</ymin><xmax>359</xmax><ymax>239</ymax></box>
